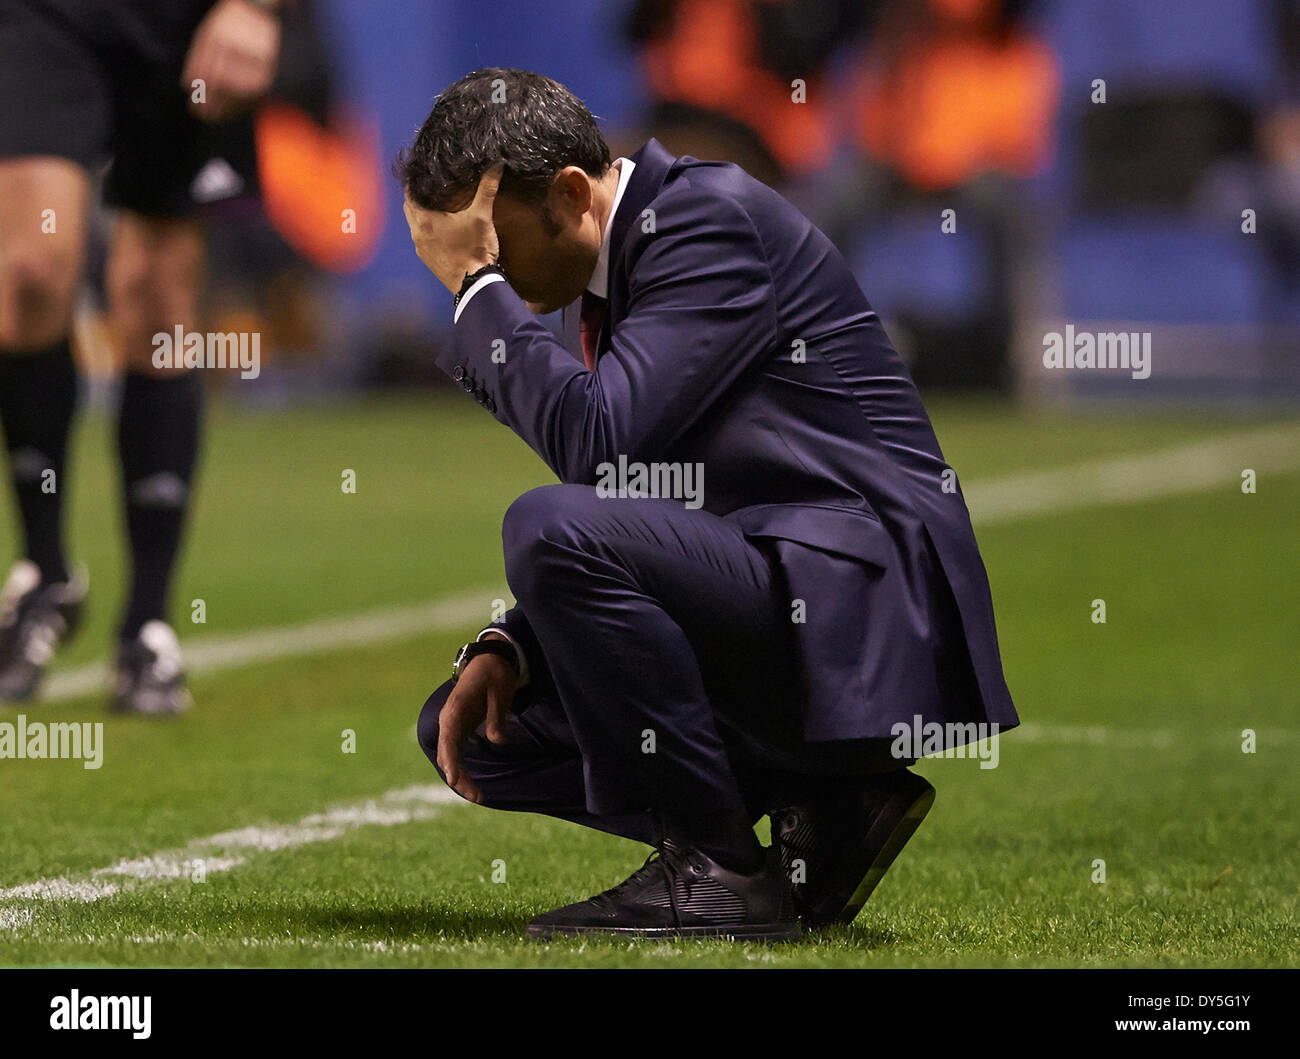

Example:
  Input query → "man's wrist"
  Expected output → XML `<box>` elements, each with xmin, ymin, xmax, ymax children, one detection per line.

<box><xmin>452</xmin><ymin>265</ymin><xmax>507</xmax><ymax>323</ymax></box>
<box><xmin>478</xmin><ymin>628</ymin><xmax>530</xmax><ymax>688</ymax></box>
<box><xmin>240</xmin><ymin>0</ymin><xmax>286</xmax><ymax>14</ymax></box>
<box><xmin>454</xmin><ymin>262</ymin><xmax>504</xmax><ymax>305</ymax></box>
<box><xmin>452</xmin><ymin>637</ymin><xmax>518</xmax><ymax>684</ymax></box>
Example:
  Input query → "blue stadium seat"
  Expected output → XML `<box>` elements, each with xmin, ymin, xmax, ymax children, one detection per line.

<box><xmin>446</xmin><ymin>0</ymin><xmax>644</xmax><ymax>130</ymax></box>
<box><xmin>1034</xmin><ymin>0</ymin><xmax>1283</xmax><ymax>208</ymax></box>
<box><xmin>1040</xmin><ymin>0</ymin><xmax>1282</xmax><ymax>107</ymax></box>
<box><xmin>850</xmin><ymin>209</ymin><xmax>993</xmax><ymax>324</ymax></box>
<box><xmin>1061</xmin><ymin>215</ymin><xmax>1266</xmax><ymax>324</ymax></box>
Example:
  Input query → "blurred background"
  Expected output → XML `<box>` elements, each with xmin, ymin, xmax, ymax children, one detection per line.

<box><xmin>71</xmin><ymin>0</ymin><xmax>1300</xmax><ymax>408</ymax></box>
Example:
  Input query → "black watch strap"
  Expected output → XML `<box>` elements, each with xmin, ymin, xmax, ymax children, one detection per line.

<box><xmin>454</xmin><ymin>263</ymin><xmax>505</xmax><ymax>310</ymax></box>
<box><xmin>452</xmin><ymin>638</ymin><xmax>518</xmax><ymax>682</ymax></box>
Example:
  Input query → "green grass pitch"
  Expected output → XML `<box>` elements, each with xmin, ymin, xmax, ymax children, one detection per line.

<box><xmin>0</xmin><ymin>394</ymin><xmax>1296</xmax><ymax>967</ymax></box>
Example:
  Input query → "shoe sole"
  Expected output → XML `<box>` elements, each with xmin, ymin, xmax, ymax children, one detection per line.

<box><xmin>0</xmin><ymin>679</ymin><xmax>39</xmax><ymax>703</ymax></box>
<box><xmin>108</xmin><ymin>690</ymin><xmax>193</xmax><ymax>717</ymax></box>
<box><xmin>809</xmin><ymin>774</ymin><xmax>936</xmax><ymax>928</ymax></box>
<box><xmin>526</xmin><ymin>921</ymin><xmax>803</xmax><ymax>942</ymax></box>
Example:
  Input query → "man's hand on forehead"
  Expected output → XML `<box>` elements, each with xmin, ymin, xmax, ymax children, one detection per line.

<box><xmin>403</xmin><ymin>162</ymin><xmax>504</xmax><ymax>294</ymax></box>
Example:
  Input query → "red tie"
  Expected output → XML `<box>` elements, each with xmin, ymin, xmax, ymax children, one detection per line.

<box><xmin>579</xmin><ymin>291</ymin><xmax>607</xmax><ymax>371</ymax></box>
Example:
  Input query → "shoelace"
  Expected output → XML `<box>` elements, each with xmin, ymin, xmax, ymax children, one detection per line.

<box><xmin>595</xmin><ymin>844</ymin><xmax>693</xmax><ymax>924</ymax></box>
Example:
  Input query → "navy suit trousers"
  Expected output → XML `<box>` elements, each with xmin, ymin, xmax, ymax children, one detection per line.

<box><xmin>418</xmin><ymin>484</ymin><xmax>911</xmax><ymax>845</ymax></box>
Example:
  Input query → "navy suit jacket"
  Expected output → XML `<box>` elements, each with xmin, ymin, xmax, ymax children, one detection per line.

<box><xmin>440</xmin><ymin>139</ymin><xmax>1018</xmax><ymax>743</ymax></box>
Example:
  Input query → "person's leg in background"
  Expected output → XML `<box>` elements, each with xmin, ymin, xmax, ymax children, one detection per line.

<box><xmin>103</xmin><ymin>212</ymin><xmax>205</xmax><ymax>715</ymax></box>
<box><xmin>0</xmin><ymin>157</ymin><xmax>92</xmax><ymax>700</ymax></box>
<box><xmin>97</xmin><ymin>0</ymin><xmax>267</xmax><ymax>713</ymax></box>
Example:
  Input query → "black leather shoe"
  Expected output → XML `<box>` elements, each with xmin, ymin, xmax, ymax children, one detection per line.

<box><xmin>772</xmin><ymin>769</ymin><xmax>935</xmax><ymax>928</ymax></box>
<box><xmin>527</xmin><ymin>839</ymin><xmax>801</xmax><ymax>941</ymax></box>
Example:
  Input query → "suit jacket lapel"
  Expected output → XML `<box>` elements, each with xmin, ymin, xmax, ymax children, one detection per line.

<box><xmin>599</xmin><ymin>139</ymin><xmax>678</xmax><ymax>353</ymax></box>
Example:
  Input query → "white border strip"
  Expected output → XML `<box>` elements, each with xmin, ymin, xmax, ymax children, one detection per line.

<box><xmin>38</xmin><ymin>586</ymin><xmax>506</xmax><ymax>703</ymax></box>
<box><xmin>966</xmin><ymin>423</ymin><xmax>1300</xmax><ymax>525</ymax></box>
<box><xmin>0</xmin><ymin>783</ymin><xmax>462</xmax><ymax>913</ymax></box>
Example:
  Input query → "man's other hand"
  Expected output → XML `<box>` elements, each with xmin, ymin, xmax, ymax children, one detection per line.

<box><xmin>402</xmin><ymin>162</ymin><xmax>503</xmax><ymax>295</ymax></box>
<box><xmin>436</xmin><ymin>637</ymin><xmax>516</xmax><ymax>804</ymax></box>
<box><xmin>182</xmin><ymin>0</ymin><xmax>282</xmax><ymax>123</ymax></box>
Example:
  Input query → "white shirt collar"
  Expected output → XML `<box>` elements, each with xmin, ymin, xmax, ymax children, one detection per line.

<box><xmin>586</xmin><ymin>157</ymin><xmax>635</xmax><ymax>299</ymax></box>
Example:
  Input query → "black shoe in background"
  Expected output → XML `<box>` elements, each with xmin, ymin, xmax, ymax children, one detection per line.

<box><xmin>772</xmin><ymin>769</ymin><xmax>936</xmax><ymax>929</ymax></box>
<box><xmin>110</xmin><ymin>620</ymin><xmax>192</xmax><ymax>716</ymax></box>
<box><xmin>0</xmin><ymin>560</ymin><xmax>86</xmax><ymax>702</ymax></box>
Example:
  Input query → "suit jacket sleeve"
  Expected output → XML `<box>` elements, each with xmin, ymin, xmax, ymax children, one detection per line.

<box><xmin>479</xmin><ymin>606</ymin><xmax>542</xmax><ymax>686</ymax></box>
<box><xmin>436</xmin><ymin>190</ymin><xmax>779</xmax><ymax>484</ymax></box>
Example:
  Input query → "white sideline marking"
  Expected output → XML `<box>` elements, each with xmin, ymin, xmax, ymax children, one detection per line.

<box><xmin>0</xmin><ymin>908</ymin><xmax>33</xmax><ymax>930</ymax></box>
<box><xmin>39</xmin><ymin>585</ymin><xmax>504</xmax><ymax>703</ymax></box>
<box><xmin>1011</xmin><ymin>723</ymin><xmax>1174</xmax><ymax>750</ymax></box>
<box><xmin>0</xmin><ymin>783</ymin><xmax>462</xmax><ymax>918</ymax></box>
<box><xmin>54</xmin><ymin>930</ymin><xmax>440</xmax><ymax>956</ymax></box>
<box><xmin>966</xmin><ymin>423</ymin><xmax>1300</xmax><ymax>525</ymax></box>
<box><xmin>1010</xmin><ymin>723</ymin><xmax>1296</xmax><ymax>748</ymax></box>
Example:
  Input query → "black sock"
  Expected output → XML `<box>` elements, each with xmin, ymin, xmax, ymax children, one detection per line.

<box><xmin>699</xmin><ymin>835</ymin><xmax>764</xmax><ymax>875</ymax></box>
<box><xmin>117</xmin><ymin>370</ymin><xmax>202</xmax><ymax>640</ymax></box>
<box><xmin>0</xmin><ymin>341</ymin><xmax>77</xmax><ymax>584</ymax></box>
<box><xmin>670</xmin><ymin>809</ymin><xmax>765</xmax><ymax>875</ymax></box>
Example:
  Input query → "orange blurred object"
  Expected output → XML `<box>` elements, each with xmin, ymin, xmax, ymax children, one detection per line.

<box><xmin>254</xmin><ymin>102</ymin><xmax>384</xmax><ymax>272</ymax></box>
<box><xmin>855</xmin><ymin>1</ymin><xmax>1059</xmax><ymax>192</ymax></box>
<box><xmin>640</xmin><ymin>0</ymin><xmax>834</xmax><ymax>176</ymax></box>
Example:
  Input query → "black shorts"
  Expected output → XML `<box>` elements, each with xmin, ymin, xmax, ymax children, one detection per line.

<box><xmin>0</xmin><ymin>0</ymin><xmax>259</xmax><ymax>217</ymax></box>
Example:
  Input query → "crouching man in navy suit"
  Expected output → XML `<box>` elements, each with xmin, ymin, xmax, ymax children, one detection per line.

<box><xmin>398</xmin><ymin>69</ymin><xmax>1018</xmax><ymax>940</ymax></box>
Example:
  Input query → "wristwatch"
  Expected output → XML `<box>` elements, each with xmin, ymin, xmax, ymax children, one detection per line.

<box><xmin>451</xmin><ymin>638</ymin><xmax>519</xmax><ymax>683</ymax></box>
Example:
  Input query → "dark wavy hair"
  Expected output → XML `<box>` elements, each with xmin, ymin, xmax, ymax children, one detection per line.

<box><xmin>394</xmin><ymin>68</ymin><xmax>612</xmax><ymax>211</ymax></box>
